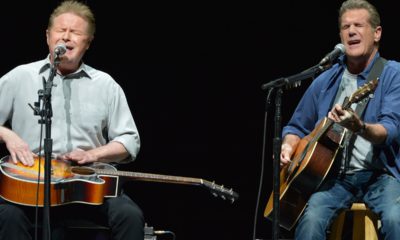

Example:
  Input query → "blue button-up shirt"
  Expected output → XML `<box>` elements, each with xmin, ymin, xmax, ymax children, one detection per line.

<box><xmin>282</xmin><ymin>52</ymin><xmax>400</xmax><ymax>179</ymax></box>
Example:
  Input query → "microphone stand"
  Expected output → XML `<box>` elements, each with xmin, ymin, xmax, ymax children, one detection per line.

<box><xmin>31</xmin><ymin>53</ymin><xmax>61</xmax><ymax>240</ymax></box>
<box><xmin>261</xmin><ymin>63</ymin><xmax>329</xmax><ymax>240</ymax></box>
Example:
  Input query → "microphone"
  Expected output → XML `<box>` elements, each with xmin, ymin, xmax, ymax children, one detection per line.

<box><xmin>54</xmin><ymin>43</ymin><xmax>67</xmax><ymax>56</ymax></box>
<box><xmin>319</xmin><ymin>43</ymin><xmax>345</xmax><ymax>66</ymax></box>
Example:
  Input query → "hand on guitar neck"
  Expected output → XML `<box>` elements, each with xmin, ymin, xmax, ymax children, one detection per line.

<box><xmin>328</xmin><ymin>104</ymin><xmax>364</xmax><ymax>133</ymax></box>
<box><xmin>328</xmin><ymin>103</ymin><xmax>387</xmax><ymax>145</ymax></box>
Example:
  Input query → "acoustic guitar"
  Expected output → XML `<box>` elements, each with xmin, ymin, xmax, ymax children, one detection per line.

<box><xmin>0</xmin><ymin>155</ymin><xmax>239</xmax><ymax>206</ymax></box>
<box><xmin>264</xmin><ymin>79</ymin><xmax>378</xmax><ymax>230</ymax></box>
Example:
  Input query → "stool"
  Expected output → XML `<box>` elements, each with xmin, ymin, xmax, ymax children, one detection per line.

<box><xmin>329</xmin><ymin>203</ymin><xmax>379</xmax><ymax>240</ymax></box>
<box><xmin>63</xmin><ymin>219</ymin><xmax>111</xmax><ymax>240</ymax></box>
<box><xmin>30</xmin><ymin>220</ymin><xmax>111</xmax><ymax>240</ymax></box>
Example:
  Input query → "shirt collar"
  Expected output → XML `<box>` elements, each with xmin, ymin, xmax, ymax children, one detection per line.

<box><xmin>38</xmin><ymin>55</ymin><xmax>91</xmax><ymax>79</ymax></box>
<box><xmin>338</xmin><ymin>52</ymin><xmax>381</xmax><ymax>80</ymax></box>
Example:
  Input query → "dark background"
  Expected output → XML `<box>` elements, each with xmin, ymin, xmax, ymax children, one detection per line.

<box><xmin>1</xmin><ymin>1</ymin><xmax>399</xmax><ymax>240</ymax></box>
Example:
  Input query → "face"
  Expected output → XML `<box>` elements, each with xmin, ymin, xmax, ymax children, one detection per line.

<box><xmin>46</xmin><ymin>12</ymin><xmax>93</xmax><ymax>72</ymax></box>
<box><xmin>339</xmin><ymin>9</ymin><xmax>381</xmax><ymax>63</ymax></box>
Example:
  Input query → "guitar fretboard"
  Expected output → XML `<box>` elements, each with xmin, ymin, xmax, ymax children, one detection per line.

<box><xmin>95</xmin><ymin>169</ymin><xmax>204</xmax><ymax>186</ymax></box>
<box><xmin>95</xmin><ymin>169</ymin><xmax>239</xmax><ymax>202</ymax></box>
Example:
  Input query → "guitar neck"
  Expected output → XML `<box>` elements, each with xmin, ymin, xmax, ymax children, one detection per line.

<box><xmin>95</xmin><ymin>168</ymin><xmax>239</xmax><ymax>202</ymax></box>
<box><xmin>96</xmin><ymin>169</ymin><xmax>204</xmax><ymax>186</ymax></box>
<box><xmin>313</xmin><ymin>118</ymin><xmax>335</xmax><ymax>141</ymax></box>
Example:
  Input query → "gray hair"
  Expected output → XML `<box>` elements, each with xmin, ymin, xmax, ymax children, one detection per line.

<box><xmin>48</xmin><ymin>0</ymin><xmax>96</xmax><ymax>36</ymax></box>
<box><xmin>339</xmin><ymin>0</ymin><xmax>380</xmax><ymax>29</ymax></box>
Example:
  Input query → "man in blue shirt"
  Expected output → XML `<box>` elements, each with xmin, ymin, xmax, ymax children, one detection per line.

<box><xmin>280</xmin><ymin>0</ymin><xmax>400</xmax><ymax>239</ymax></box>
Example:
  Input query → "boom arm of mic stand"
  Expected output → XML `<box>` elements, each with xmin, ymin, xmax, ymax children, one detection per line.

<box><xmin>261</xmin><ymin>64</ymin><xmax>326</xmax><ymax>90</ymax></box>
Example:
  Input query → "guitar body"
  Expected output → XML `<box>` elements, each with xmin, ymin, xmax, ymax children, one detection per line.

<box><xmin>0</xmin><ymin>156</ymin><xmax>119</xmax><ymax>206</ymax></box>
<box><xmin>264</xmin><ymin>117</ymin><xmax>346</xmax><ymax>230</ymax></box>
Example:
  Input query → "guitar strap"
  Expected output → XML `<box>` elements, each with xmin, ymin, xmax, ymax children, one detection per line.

<box><xmin>354</xmin><ymin>57</ymin><xmax>387</xmax><ymax>116</ymax></box>
<box><xmin>343</xmin><ymin>57</ymin><xmax>387</xmax><ymax>173</ymax></box>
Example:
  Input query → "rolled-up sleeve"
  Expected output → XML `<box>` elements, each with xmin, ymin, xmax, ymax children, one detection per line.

<box><xmin>0</xmin><ymin>73</ymin><xmax>15</xmax><ymax>125</ymax></box>
<box><xmin>373</xmin><ymin>62</ymin><xmax>400</xmax><ymax>146</ymax></box>
<box><xmin>107</xmin><ymin>84</ymin><xmax>140</xmax><ymax>161</ymax></box>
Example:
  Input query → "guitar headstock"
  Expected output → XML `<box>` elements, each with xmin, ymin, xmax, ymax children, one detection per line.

<box><xmin>347</xmin><ymin>78</ymin><xmax>378</xmax><ymax>105</ymax></box>
<box><xmin>203</xmin><ymin>180</ymin><xmax>239</xmax><ymax>203</ymax></box>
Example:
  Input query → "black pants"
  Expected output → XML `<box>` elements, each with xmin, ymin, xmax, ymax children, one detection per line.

<box><xmin>0</xmin><ymin>193</ymin><xmax>144</xmax><ymax>240</ymax></box>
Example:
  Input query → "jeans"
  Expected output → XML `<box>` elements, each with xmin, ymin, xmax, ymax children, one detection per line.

<box><xmin>294</xmin><ymin>171</ymin><xmax>400</xmax><ymax>240</ymax></box>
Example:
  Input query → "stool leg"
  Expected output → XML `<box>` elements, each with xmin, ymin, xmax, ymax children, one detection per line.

<box><xmin>352</xmin><ymin>210</ymin><xmax>365</xmax><ymax>240</ymax></box>
<box><xmin>352</xmin><ymin>210</ymin><xmax>378</xmax><ymax>240</ymax></box>
<box><xmin>329</xmin><ymin>211</ymin><xmax>346</xmax><ymax>240</ymax></box>
<box><xmin>364</xmin><ymin>211</ymin><xmax>378</xmax><ymax>240</ymax></box>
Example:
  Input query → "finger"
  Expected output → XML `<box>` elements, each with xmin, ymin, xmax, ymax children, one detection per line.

<box><xmin>16</xmin><ymin>152</ymin><xmax>28</xmax><ymax>166</ymax></box>
<box><xmin>333</xmin><ymin>104</ymin><xmax>343</xmax><ymax>112</ymax></box>
<box><xmin>329</xmin><ymin>110</ymin><xmax>340</xmax><ymax>122</ymax></box>
<box><xmin>280</xmin><ymin>161</ymin><xmax>290</xmax><ymax>168</ymax></box>
<box><xmin>20</xmin><ymin>151</ymin><xmax>34</xmax><ymax>166</ymax></box>
<box><xmin>10</xmin><ymin>152</ymin><xmax>18</xmax><ymax>164</ymax></box>
<box><xmin>280</xmin><ymin>155</ymin><xmax>292</xmax><ymax>166</ymax></box>
<box><xmin>27</xmin><ymin>153</ymin><xmax>35</xmax><ymax>166</ymax></box>
<box><xmin>339</xmin><ymin>110</ymin><xmax>353</xmax><ymax>121</ymax></box>
<box><xmin>56</xmin><ymin>154</ymin><xmax>68</xmax><ymax>161</ymax></box>
<box><xmin>328</xmin><ymin>112</ymin><xmax>335</xmax><ymax>121</ymax></box>
<box><xmin>280</xmin><ymin>153</ymin><xmax>287</xmax><ymax>162</ymax></box>
<box><xmin>21</xmin><ymin>152</ymin><xmax>34</xmax><ymax>166</ymax></box>
<box><xmin>280</xmin><ymin>159</ymin><xmax>291</xmax><ymax>167</ymax></box>
<box><xmin>61</xmin><ymin>152</ymin><xmax>73</xmax><ymax>160</ymax></box>
<box><xmin>77</xmin><ymin>160</ymin><xmax>86</xmax><ymax>165</ymax></box>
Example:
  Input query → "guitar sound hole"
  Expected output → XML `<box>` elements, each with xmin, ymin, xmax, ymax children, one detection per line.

<box><xmin>71</xmin><ymin>167</ymin><xmax>95</xmax><ymax>176</ymax></box>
